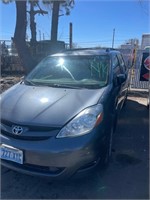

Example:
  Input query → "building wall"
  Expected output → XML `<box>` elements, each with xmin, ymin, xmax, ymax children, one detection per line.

<box><xmin>141</xmin><ymin>34</ymin><xmax>150</xmax><ymax>50</ymax></box>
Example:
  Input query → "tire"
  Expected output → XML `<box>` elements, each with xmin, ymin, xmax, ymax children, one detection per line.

<box><xmin>122</xmin><ymin>87</ymin><xmax>129</xmax><ymax>108</ymax></box>
<box><xmin>122</xmin><ymin>93</ymin><xmax>128</xmax><ymax>108</ymax></box>
<box><xmin>100</xmin><ymin>125</ymin><xmax>114</xmax><ymax>169</ymax></box>
<box><xmin>113</xmin><ymin>106</ymin><xmax>118</xmax><ymax>133</ymax></box>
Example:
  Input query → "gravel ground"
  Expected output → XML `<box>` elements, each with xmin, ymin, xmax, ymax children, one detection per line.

<box><xmin>0</xmin><ymin>75</ymin><xmax>23</xmax><ymax>93</ymax></box>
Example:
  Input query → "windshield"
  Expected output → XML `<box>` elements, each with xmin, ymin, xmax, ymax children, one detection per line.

<box><xmin>25</xmin><ymin>55</ymin><xmax>110</xmax><ymax>89</ymax></box>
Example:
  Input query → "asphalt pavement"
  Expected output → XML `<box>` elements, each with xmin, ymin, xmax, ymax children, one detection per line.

<box><xmin>1</xmin><ymin>94</ymin><xmax>149</xmax><ymax>199</ymax></box>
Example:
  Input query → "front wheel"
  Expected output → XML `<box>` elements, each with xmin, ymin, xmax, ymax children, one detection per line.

<box><xmin>100</xmin><ymin>125</ymin><xmax>114</xmax><ymax>169</ymax></box>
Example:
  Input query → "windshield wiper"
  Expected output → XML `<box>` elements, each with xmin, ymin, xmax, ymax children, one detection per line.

<box><xmin>24</xmin><ymin>80</ymin><xmax>37</xmax><ymax>86</ymax></box>
<box><xmin>48</xmin><ymin>83</ymin><xmax>82</xmax><ymax>89</ymax></box>
<box><xmin>24</xmin><ymin>80</ymin><xmax>83</xmax><ymax>89</ymax></box>
<box><xmin>85</xmin><ymin>84</ymin><xmax>106</xmax><ymax>89</ymax></box>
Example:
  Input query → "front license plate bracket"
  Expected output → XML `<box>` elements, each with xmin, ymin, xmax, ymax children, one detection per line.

<box><xmin>0</xmin><ymin>144</ymin><xmax>23</xmax><ymax>164</ymax></box>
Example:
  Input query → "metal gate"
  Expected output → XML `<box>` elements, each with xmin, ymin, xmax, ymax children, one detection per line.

<box><xmin>129</xmin><ymin>68</ymin><xmax>149</xmax><ymax>90</ymax></box>
<box><xmin>128</xmin><ymin>49</ymin><xmax>149</xmax><ymax>91</ymax></box>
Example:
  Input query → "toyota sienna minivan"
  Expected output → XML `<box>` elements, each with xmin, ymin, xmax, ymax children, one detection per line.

<box><xmin>0</xmin><ymin>48</ymin><xmax>129</xmax><ymax>180</ymax></box>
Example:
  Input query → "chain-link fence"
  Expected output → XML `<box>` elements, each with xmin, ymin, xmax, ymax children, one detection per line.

<box><xmin>1</xmin><ymin>40</ymin><xmax>65</xmax><ymax>74</ymax></box>
<box><xmin>1</xmin><ymin>40</ymin><xmax>24</xmax><ymax>73</ymax></box>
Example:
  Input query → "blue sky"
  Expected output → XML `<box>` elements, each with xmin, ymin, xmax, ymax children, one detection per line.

<box><xmin>0</xmin><ymin>0</ymin><xmax>150</xmax><ymax>48</ymax></box>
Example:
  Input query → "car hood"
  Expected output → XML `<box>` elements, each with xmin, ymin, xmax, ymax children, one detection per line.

<box><xmin>1</xmin><ymin>83</ymin><xmax>107</xmax><ymax>127</ymax></box>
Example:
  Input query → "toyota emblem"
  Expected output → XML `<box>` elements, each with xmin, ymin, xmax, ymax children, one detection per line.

<box><xmin>12</xmin><ymin>126</ymin><xmax>23</xmax><ymax>135</ymax></box>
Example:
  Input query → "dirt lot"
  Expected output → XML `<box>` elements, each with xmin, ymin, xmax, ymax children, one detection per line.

<box><xmin>0</xmin><ymin>75</ymin><xmax>22</xmax><ymax>93</ymax></box>
<box><xmin>0</xmin><ymin>78</ymin><xmax>149</xmax><ymax>199</ymax></box>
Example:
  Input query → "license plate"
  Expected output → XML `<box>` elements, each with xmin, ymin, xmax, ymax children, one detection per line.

<box><xmin>0</xmin><ymin>144</ymin><xmax>23</xmax><ymax>164</ymax></box>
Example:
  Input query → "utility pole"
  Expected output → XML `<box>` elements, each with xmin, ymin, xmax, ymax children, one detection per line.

<box><xmin>112</xmin><ymin>28</ymin><xmax>115</xmax><ymax>48</ymax></box>
<box><xmin>69</xmin><ymin>22</ymin><xmax>73</xmax><ymax>49</ymax></box>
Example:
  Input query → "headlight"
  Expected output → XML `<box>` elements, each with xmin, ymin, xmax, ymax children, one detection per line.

<box><xmin>56</xmin><ymin>104</ymin><xmax>103</xmax><ymax>138</ymax></box>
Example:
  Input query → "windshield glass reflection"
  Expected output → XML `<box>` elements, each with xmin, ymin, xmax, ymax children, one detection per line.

<box><xmin>25</xmin><ymin>55</ymin><xmax>110</xmax><ymax>89</ymax></box>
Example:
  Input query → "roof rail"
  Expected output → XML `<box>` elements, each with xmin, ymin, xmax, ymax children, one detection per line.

<box><xmin>64</xmin><ymin>47</ymin><xmax>101</xmax><ymax>51</ymax></box>
<box><xmin>59</xmin><ymin>47</ymin><xmax>118</xmax><ymax>54</ymax></box>
<box><xmin>62</xmin><ymin>47</ymin><xmax>117</xmax><ymax>52</ymax></box>
<box><xmin>105</xmin><ymin>48</ymin><xmax>116</xmax><ymax>52</ymax></box>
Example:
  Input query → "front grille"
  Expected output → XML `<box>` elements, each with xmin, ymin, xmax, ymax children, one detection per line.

<box><xmin>1</xmin><ymin>119</ymin><xmax>60</xmax><ymax>140</ymax></box>
<box><xmin>2</xmin><ymin>160</ymin><xmax>65</xmax><ymax>175</ymax></box>
<box><xmin>1</xmin><ymin>119</ymin><xmax>59</xmax><ymax>132</ymax></box>
<box><xmin>1</xmin><ymin>130</ymin><xmax>50</xmax><ymax>141</ymax></box>
<box><xmin>24</xmin><ymin>163</ymin><xmax>65</xmax><ymax>174</ymax></box>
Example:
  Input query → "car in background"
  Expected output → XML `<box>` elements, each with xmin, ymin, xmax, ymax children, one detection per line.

<box><xmin>0</xmin><ymin>48</ymin><xmax>129</xmax><ymax>180</ymax></box>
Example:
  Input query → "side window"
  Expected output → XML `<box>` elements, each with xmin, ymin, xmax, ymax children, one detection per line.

<box><xmin>117</xmin><ymin>54</ymin><xmax>126</xmax><ymax>73</ymax></box>
<box><xmin>112</xmin><ymin>55</ymin><xmax>121</xmax><ymax>75</ymax></box>
<box><xmin>113</xmin><ymin>55</ymin><xmax>119</xmax><ymax>68</ymax></box>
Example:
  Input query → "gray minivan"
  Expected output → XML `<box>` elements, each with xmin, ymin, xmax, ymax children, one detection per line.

<box><xmin>0</xmin><ymin>48</ymin><xmax>129</xmax><ymax>179</ymax></box>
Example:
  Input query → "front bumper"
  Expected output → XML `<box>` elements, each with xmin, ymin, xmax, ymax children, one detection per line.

<box><xmin>1</xmin><ymin>130</ymin><xmax>104</xmax><ymax>180</ymax></box>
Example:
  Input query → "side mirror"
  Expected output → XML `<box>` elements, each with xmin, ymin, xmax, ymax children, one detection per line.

<box><xmin>117</xmin><ymin>74</ymin><xmax>127</xmax><ymax>85</ymax></box>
